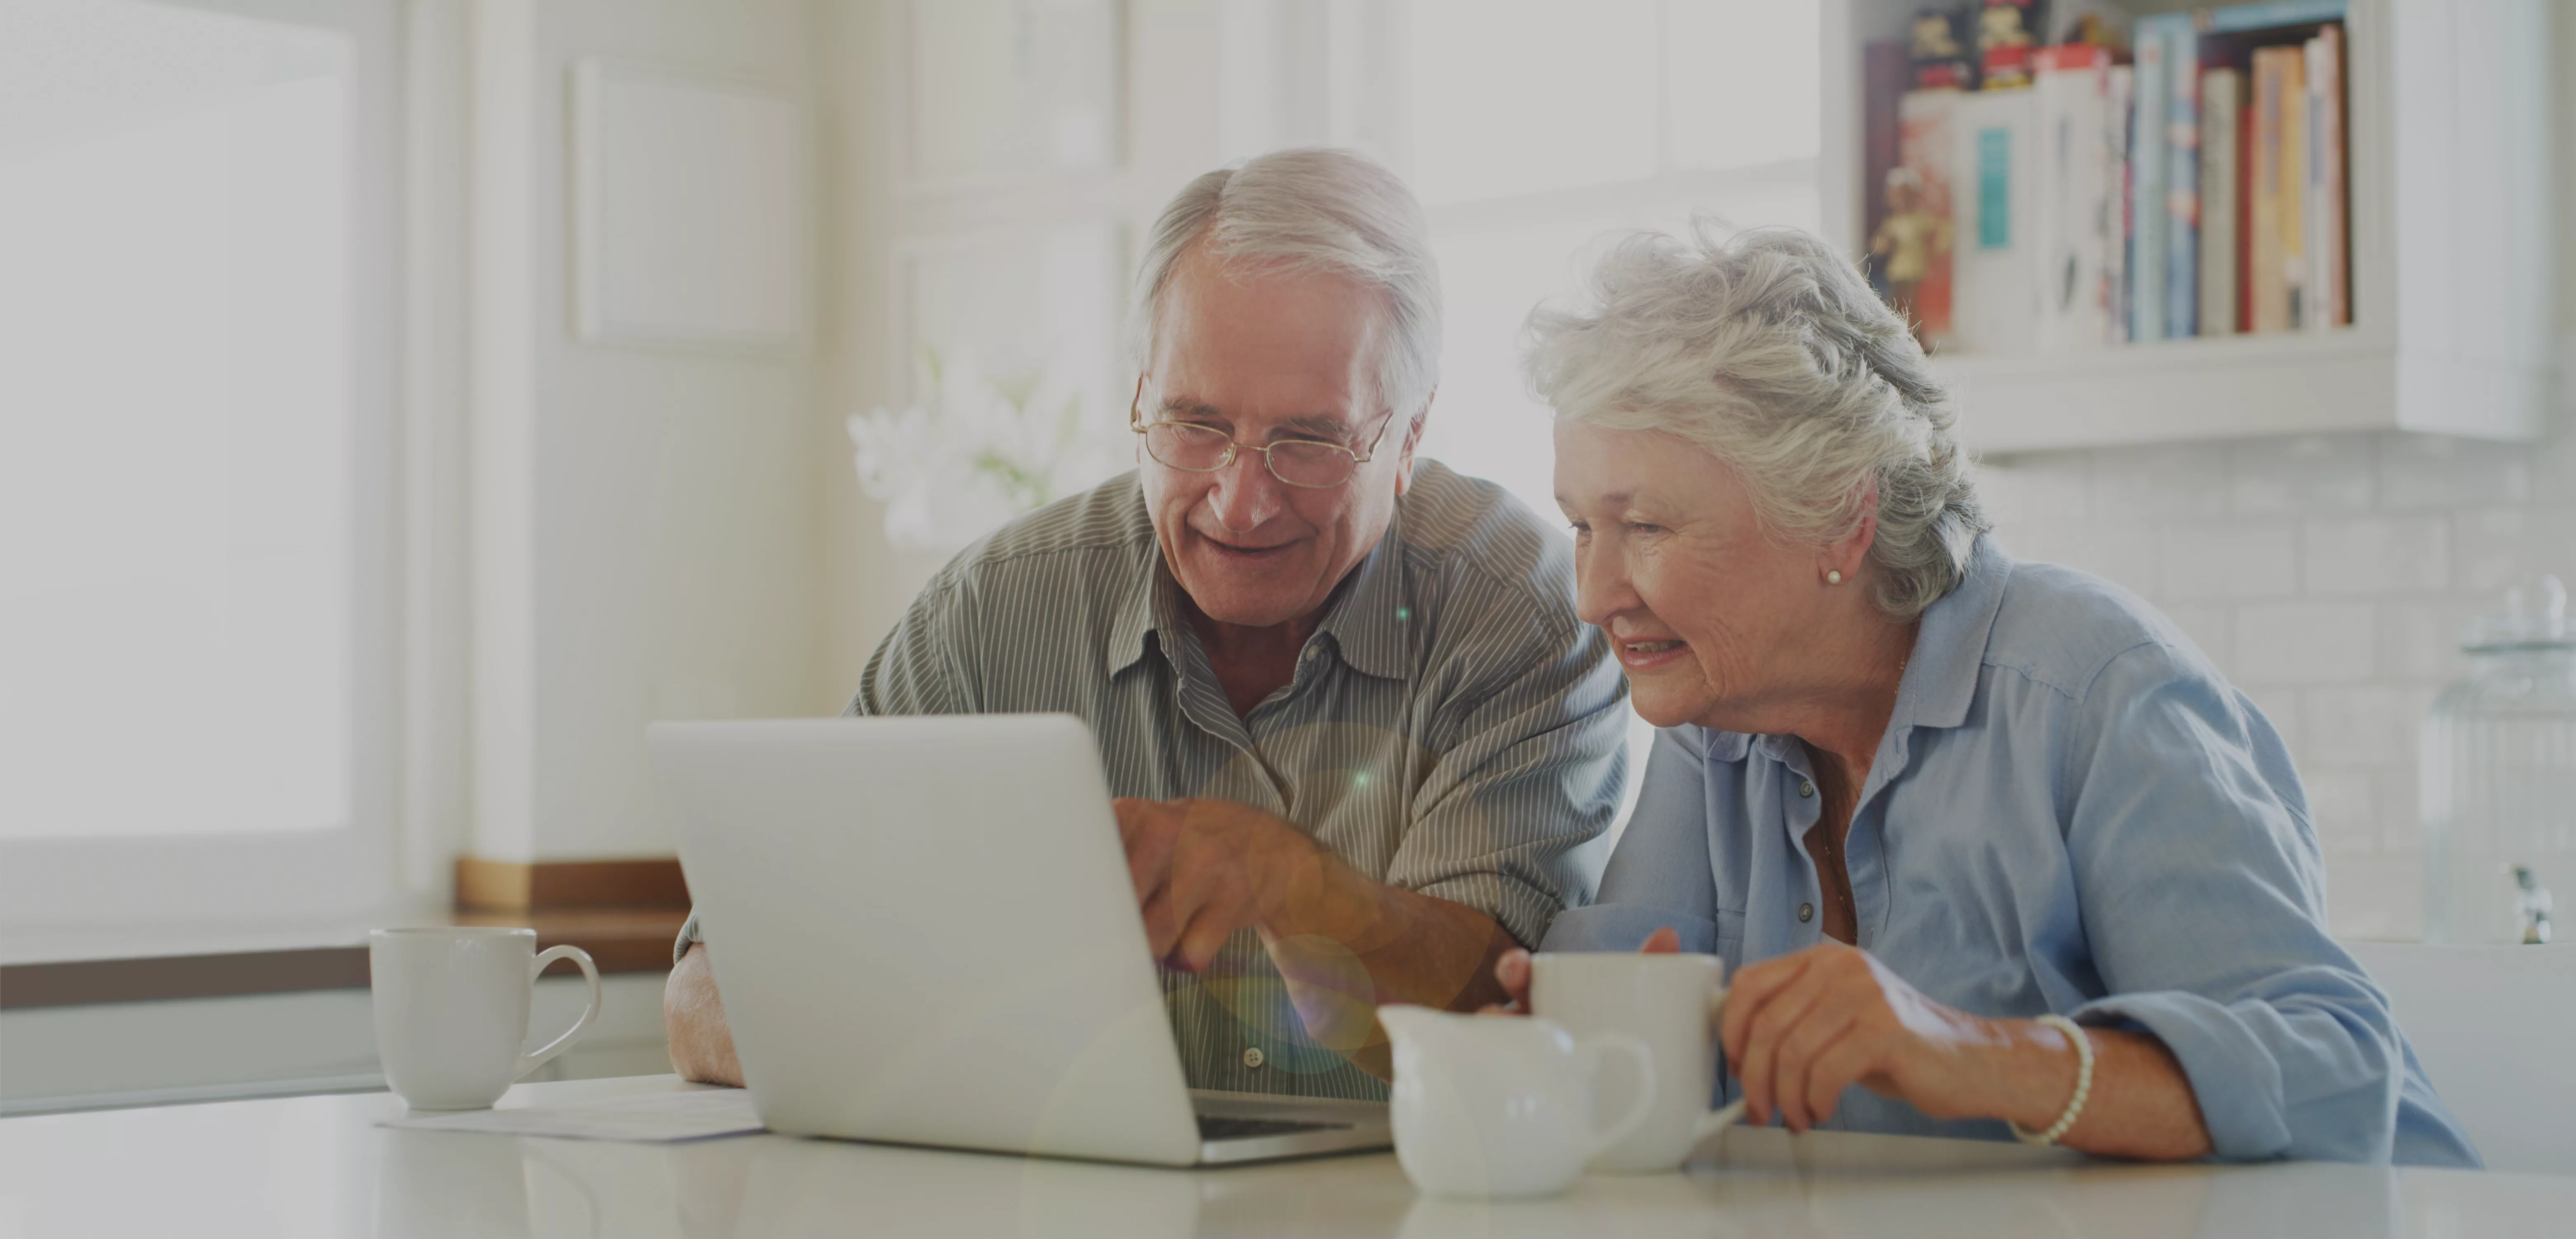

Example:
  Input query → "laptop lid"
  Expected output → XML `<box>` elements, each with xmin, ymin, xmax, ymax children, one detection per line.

<box><xmin>650</xmin><ymin>715</ymin><xmax>1204</xmax><ymax>1166</ymax></box>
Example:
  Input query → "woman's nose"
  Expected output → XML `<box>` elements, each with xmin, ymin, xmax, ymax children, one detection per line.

<box><xmin>1573</xmin><ymin>544</ymin><xmax>1639</xmax><ymax>630</ymax></box>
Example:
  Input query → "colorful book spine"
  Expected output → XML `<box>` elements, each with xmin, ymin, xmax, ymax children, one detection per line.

<box><xmin>2278</xmin><ymin>43</ymin><xmax>2307</xmax><ymax>329</ymax></box>
<box><xmin>2249</xmin><ymin>47</ymin><xmax>2290</xmax><ymax>333</ymax></box>
<box><xmin>2306</xmin><ymin>24</ymin><xmax>2348</xmax><ymax>328</ymax></box>
<box><xmin>2198</xmin><ymin>68</ymin><xmax>2242</xmax><ymax>335</ymax></box>
<box><xmin>2129</xmin><ymin>30</ymin><xmax>2168</xmax><ymax>340</ymax></box>
<box><xmin>2106</xmin><ymin>64</ymin><xmax>2134</xmax><ymax>344</ymax></box>
<box><xmin>2144</xmin><ymin>12</ymin><xmax>2201</xmax><ymax>339</ymax></box>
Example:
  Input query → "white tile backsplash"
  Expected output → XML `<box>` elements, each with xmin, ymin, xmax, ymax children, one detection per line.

<box><xmin>2302</xmin><ymin>515</ymin><xmax>2450</xmax><ymax>596</ymax></box>
<box><xmin>1979</xmin><ymin>427</ymin><xmax>2575</xmax><ymax>937</ymax></box>
<box><xmin>2163</xmin><ymin>521</ymin><xmax>2299</xmax><ymax>601</ymax></box>
<box><xmin>2234</xmin><ymin>601</ymin><xmax>2379</xmax><ymax>682</ymax></box>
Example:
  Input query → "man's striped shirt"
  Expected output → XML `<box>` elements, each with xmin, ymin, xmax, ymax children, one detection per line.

<box><xmin>679</xmin><ymin>460</ymin><xmax>1626</xmax><ymax>1100</ymax></box>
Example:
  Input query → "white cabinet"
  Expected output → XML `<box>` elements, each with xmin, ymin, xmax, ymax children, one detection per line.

<box><xmin>1820</xmin><ymin>0</ymin><xmax>2557</xmax><ymax>454</ymax></box>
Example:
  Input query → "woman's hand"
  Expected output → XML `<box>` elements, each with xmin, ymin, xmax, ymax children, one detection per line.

<box><xmin>1721</xmin><ymin>940</ymin><xmax>2055</xmax><ymax>1132</ymax></box>
<box><xmin>1486</xmin><ymin>926</ymin><xmax>1684</xmax><ymax>1013</ymax></box>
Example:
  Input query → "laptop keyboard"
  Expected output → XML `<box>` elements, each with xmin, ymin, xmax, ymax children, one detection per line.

<box><xmin>1195</xmin><ymin>1115</ymin><xmax>1351</xmax><ymax>1142</ymax></box>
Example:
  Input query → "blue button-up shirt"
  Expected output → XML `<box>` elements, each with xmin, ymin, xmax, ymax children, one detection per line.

<box><xmin>1543</xmin><ymin>537</ymin><xmax>2479</xmax><ymax>1167</ymax></box>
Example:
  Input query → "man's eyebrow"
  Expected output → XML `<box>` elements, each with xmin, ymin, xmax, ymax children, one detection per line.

<box><xmin>1156</xmin><ymin>398</ymin><xmax>1223</xmax><ymax>420</ymax></box>
<box><xmin>1274</xmin><ymin>414</ymin><xmax>1355</xmax><ymax>440</ymax></box>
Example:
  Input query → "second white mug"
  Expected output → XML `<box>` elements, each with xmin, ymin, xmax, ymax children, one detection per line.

<box><xmin>1529</xmin><ymin>951</ymin><xmax>1745</xmax><ymax>1173</ymax></box>
<box><xmin>370</xmin><ymin>927</ymin><xmax>601</xmax><ymax>1111</ymax></box>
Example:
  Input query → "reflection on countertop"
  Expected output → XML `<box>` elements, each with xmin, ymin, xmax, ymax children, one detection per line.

<box><xmin>2</xmin><ymin>1074</ymin><xmax>2567</xmax><ymax>1239</ymax></box>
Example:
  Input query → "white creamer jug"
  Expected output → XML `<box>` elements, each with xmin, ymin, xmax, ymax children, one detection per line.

<box><xmin>1378</xmin><ymin>1004</ymin><xmax>1656</xmax><ymax>1199</ymax></box>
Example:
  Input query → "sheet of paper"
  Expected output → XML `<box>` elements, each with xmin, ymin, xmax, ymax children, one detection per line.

<box><xmin>380</xmin><ymin>1088</ymin><xmax>766</xmax><ymax>1143</ymax></box>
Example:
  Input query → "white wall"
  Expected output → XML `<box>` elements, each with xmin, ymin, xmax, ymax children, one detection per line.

<box><xmin>466</xmin><ymin>0</ymin><xmax>825</xmax><ymax>863</ymax></box>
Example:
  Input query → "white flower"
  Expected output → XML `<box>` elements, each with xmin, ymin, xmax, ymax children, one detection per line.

<box><xmin>847</xmin><ymin>348</ymin><xmax>1121</xmax><ymax>553</ymax></box>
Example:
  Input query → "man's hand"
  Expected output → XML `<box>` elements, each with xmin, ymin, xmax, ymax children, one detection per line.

<box><xmin>1113</xmin><ymin>797</ymin><xmax>1327</xmax><ymax>972</ymax></box>
<box><xmin>664</xmin><ymin>943</ymin><xmax>745</xmax><ymax>1086</ymax></box>
<box><xmin>1112</xmin><ymin>795</ymin><xmax>1516</xmax><ymax>1078</ymax></box>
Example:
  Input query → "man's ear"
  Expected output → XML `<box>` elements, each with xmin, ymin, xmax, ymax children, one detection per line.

<box><xmin>1393</xmin><ymin>393</ymin><xmax>1433</xmax><ymax>496</ymax></box>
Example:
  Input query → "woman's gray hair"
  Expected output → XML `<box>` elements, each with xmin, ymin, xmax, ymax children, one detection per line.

<box><xmin>1127</xmin><ymin>147</ymin><xmax>1442</xmax><ymax>418</ymax></box>
<box><xmin>1523</xmin><ymin>223</ymin><xmax>1989</xmax><ymax>618</ymax></box>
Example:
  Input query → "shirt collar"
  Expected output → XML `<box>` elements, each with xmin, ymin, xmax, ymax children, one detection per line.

<box><xmin>1896</xmin><ymin>534</ymin><xmax>2011</xmax><ymax>732</ymax></box>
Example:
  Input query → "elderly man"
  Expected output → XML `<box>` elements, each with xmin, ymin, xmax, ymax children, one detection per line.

<box><xmin>665</xmin><ymin>147</ymin><xmax>1626</xmax><ymax>1099</ymax></box>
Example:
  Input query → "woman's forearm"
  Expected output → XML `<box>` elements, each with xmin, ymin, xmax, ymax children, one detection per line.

<box><xmin>1979</xmin><ymin>1019</ymin><xmax>2212</xmax><ymax>1161</ymax></box>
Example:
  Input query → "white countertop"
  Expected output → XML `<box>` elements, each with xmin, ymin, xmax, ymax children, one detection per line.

<box><xmin>0</xmin><ymin>1074</ymin><xmax>2565</xmax><ymax>1238</ymax></box>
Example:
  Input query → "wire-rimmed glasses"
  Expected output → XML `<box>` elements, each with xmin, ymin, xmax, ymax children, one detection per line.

<box><xmin>1129</xmin><ymin>389</ymin><xmax>1402</xmax><ymax>489</ymax></box>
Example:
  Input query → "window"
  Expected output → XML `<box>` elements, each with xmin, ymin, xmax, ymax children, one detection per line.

<box><xmin>0</xmin><ymin>0</ymin><xmax>398</xmax><ymax>925</ymax></box>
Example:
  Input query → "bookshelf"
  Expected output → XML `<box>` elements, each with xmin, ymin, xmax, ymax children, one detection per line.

<box><xmin>1820</xmin><ymin>0</ymin><xmax>2557</xmax><ymax>455</ymax></box>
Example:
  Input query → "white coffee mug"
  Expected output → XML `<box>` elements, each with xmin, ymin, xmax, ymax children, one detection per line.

<box><xmin>1529</xmin><ymin>952</ymin><xmax>1745</xmax><ymax>1173</ymax></box>
<box><xmin>1378</xmin><ymin>1004</ymin><xmax>1656</xmax><ymax>1199</ymax></box>
<box><xmin>370</xmin><ymin>927</ymin><xmax>601</xmax><ymax>1110</ymax></box>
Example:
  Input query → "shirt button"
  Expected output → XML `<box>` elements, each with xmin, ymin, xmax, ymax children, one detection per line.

<box><xmin>1798</xmin><ymin>781</ymin><xmax>1815</xmax><ymax>798</ymax></box>
<box><xmin>1798</xmin><ymin>902</ymin><xmax>1815</xmax><ymax>923</ymax></box>
<box><xmin>1243</xmin><ymin>1047</ymin><xmax>1266</xmax><ymax>1069</ymax></box>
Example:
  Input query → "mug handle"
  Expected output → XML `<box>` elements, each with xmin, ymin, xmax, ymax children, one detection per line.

<box><xmin>1695</xmin><ymin>983</ymin><xmax>1748</xmax><ymax>1137</ymax></box>
<box><xmin>1575</xmin><ymin>1032</ymin><xmax>1660</xmax><ymax>1161</ymax></box>
<box><xmin>514</xmin><ymin>944</ymin><xmax>602</xmax><ymax>1082</ymax></box>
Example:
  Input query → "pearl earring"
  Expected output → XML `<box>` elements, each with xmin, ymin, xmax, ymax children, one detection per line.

<box><xmin>1826</xmin><ymin>570</ymin><xmax>1843</xmax><ymax>585</ymax></box>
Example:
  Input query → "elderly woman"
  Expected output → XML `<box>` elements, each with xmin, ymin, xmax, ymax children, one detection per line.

<box><xmin>1499</xmin><ymin>225</ymin><xmax>2478</xmax><ymax>1166</ymax></box>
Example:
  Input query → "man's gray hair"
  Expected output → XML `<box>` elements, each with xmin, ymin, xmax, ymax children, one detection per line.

<box><xmin>1127</xmin><ymin>147</ymin><xmax>1442</xmax><ymax>419</ymax></box>
<box><xmin>1523</xmin><ymin>223</ymin><xmax>1988</xmax><ymax>618</ymax></box>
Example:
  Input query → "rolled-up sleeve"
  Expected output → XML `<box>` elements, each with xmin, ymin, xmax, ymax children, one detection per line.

<box><xmin>1543</xmin><ymin>725</ymin><xmax>1722</xmax><ymax>954</ymax></box>
<box><xmin>2060</xmin><ymin>648</ymin><xmax>2479</xmax><ymax>1166</ymax></box>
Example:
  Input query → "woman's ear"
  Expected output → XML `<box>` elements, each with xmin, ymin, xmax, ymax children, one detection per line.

<box><xmin>1824</xmin><ymin>479</ymin><xmax>1879</xmax><ymax>585</ymax></box>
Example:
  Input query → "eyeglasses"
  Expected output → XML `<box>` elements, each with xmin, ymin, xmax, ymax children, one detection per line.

<box><xmin>1129</xmin><ymin>388</ymin><xmax>1402</xmax><ymax>490</ymax></box>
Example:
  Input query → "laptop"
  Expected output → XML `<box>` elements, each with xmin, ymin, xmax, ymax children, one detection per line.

<box><xmin>647</xmin><ymin>714</ymin><xmax>1392</xmax><ymax>1167</ymax></box>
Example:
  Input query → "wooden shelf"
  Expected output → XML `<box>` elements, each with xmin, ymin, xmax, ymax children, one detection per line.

<box><xmin>1820</xmin><ymin>0</ymin><xmax>2558</xmax><ymax>454</ymax></box>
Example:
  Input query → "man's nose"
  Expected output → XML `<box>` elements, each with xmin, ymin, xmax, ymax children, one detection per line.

<box><xmin>1207</xmin><ymin>449</ymin><xmax>1284</xmax><ymax>533</ymax></box>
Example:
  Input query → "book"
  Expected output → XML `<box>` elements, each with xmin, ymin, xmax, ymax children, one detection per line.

<box><xmin>1949</xmin><ymin>86</ymin><xmax>2041</xmax><ymax>355</ymax></box>
<box><xmin>2278</xmin><ymin>42</ymin><xmax>2306</xmax><ymax>329</ymax></box>
<box><xmin>2248</xmin><ymin>46</ymin><xmax>2294</xmax><ymax>332</ymax></box>
<box><xmin>2034</xmin><ymin>45</ymin><xmax>2113</xmax><ymax>352</ymax></box>
<box><xmin>2237</xmin><ymin>76</ymin><xmax>2255</xmax><ymax>332</ymax></box>
<box><xmin>2106</xmin><ymin>64</ymin><xmax>2134</xmax><ymax>344</ymax></box>
<box><xmin>1893</xmin><ymin>89</ymin><xmax>1963</xmax><ymax>343</ymax></box>
<box><xmin>2198</xmin><ymin>68</ymin><xmax>2242</xmax><ymax>335</ymax></box>
<box><xmin>2141</xmin><ymin>12</ymin><xmax>2201</xmax><ymax>339</ymax></box>
<box><xmin>2130</xmin><ymin>27</ymin><xmax>2168</xmax><ymax>340</ymax></box>
<box><xmin>2306</xmin><ymin>24</ymin><xmax>2348</xmax><ymax>328</ymax></box>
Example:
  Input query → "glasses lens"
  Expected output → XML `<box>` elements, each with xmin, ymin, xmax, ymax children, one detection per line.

<box><xmin>1144</xmin><ymin>422</ymin><xmax>1231</xmax><ymax>471</ymax></box>
<box><xmin>1266</xmin><ymin>441</ymin><xmax>1359</xmax><ymax>487</ymax></box>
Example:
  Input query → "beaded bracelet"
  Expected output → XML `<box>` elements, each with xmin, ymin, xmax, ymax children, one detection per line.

<box><xmin>2008</xmin><ymin>1014</ymin><xmax>2094</xmax><ymax>1147</ymax></box>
